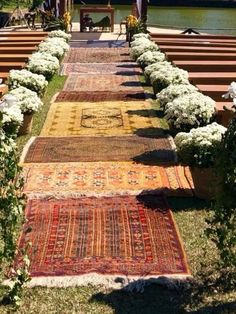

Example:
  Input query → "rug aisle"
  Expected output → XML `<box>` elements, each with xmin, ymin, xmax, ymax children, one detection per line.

<box><xmin>19</xmin><ymin>39</ymin><xmax>193</xmax><ymax>287</ymax></box>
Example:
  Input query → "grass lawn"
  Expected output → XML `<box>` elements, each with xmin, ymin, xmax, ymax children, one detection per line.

<box><xmin>0</xmin><ymin>73</ymin><xmax>235</xmax><ymax>313</ymax></box>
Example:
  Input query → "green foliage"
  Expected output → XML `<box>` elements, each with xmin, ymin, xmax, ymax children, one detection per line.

<box><xmin>206</xmin><ymin>116</ymin><xmax>236</xmax><ymax>285</ymax></box>
<box><xmin>43</xmin><ymin>18</ymin><xmax>66</xmax><ymax>32</ymax></box>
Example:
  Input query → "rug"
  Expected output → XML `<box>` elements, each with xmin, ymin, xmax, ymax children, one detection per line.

<box><xmin>63</xmin><ymin>74</ymin><xmax>144</xmax><ymax>92</ymax></box>
<box><xmin>17</xmin><ymin>195</ymin><xmax>190</xmax><ymax>281</ymax></box>
<box><xmin>69</xmin><ymin>40</ymin><xmax>127</xmax><ymax>48</ymax></box>
<box><xmin>63</xmin><ymin>48</ymin><xmax>131</xmax><ymax>63</ymax></box>
<box><xmin>40</xmin><ymin>101</ymin><xmax>162</xmax><ymax>137</ymax></box>
<box><xmin>55</xmin><ymin>91</ymin><xmax>149</xmax><ymax>102</ymax></box>
<box><xmin>22</xmin><ymin>162</ymin><xmax>194</xmax><ymax>198</ymax></box>
<box><xmin>21</xmin><ymin>136</ymin><xmax>177</xmax><ymax>164</ymax></box>
<box><xmin>61</xmin><ymin>63</ymin><xmax>141</xmax><ymax>75</ymax></box>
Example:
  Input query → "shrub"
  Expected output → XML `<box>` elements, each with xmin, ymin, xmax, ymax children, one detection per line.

<box><xmin>132</xmin><ymin>33</ymin><xmax>151</xmax><ymax>40</ymax></box>
<box><xmin>130</xmin><ymin>41</ymin><xmax>159</xmax><ymax>60</ymax></box>
<box><xmin>164</xmin><ymin>92</ymin><xmax>215</xmax><ymax>131</ymax></box>
<box><xmin>175</xmin><ymin>122</ymin><xmax>226</xmax><ymax>167</ymax></box>
<box><xmin>144</xmin><ymin>61</ymin><xmax>172</xmax><ymax>84</ymax></box>
<box><xmin>48</xmin><ymin>30</ymin><xmax>71</xmax><ymax>42</ymax></box>
<box><xmin>136</xmin><ymin>51</ymin><xmax>166</xmax><ymax>69</ymax></box>
<box><xmin>9</xmin><ymin>69</ymin><xmax>48</xmax><ymax>96</ymax></box>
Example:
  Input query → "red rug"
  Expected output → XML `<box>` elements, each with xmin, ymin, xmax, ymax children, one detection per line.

<box><xmin>55</xmin><ymin>91</ymin><xmax>148</xmax><ymax>102</ymax></box>
<box><xmin>18</xmin><ymin>195</ymin><xmax>190</xmax><ymax>278</ymax></box>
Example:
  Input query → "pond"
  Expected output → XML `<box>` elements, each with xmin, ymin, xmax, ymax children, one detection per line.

<box><xmin>72</xmin><ymin>5</ymin><xmax>236</xmax><ymax>35</ymax></box>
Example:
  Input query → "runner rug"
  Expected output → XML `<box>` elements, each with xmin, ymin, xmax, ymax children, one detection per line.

<box><xmin>21</xmin><ymin>136</ymin><xmax>177</xmax><ymax>164</ymax></box>
<box><xmin>61</xmin><ymin>63</ymin><xmax>141</xmax><ymax>75</ymax></box>
<box><xmin>70</xmin><ymin>40</ymin><xmax>127</xmax><ymax>48</ymax></box>
<box><xmin>17</xmin><ymin>195</ymin><xmax>190</xmax><ymax>284</ymax></box>
<box><xmin>63</xmin><ymin>48</ymin><xmax>131</xmax><ymax>63</ymax></box>
<box><xmin>55</xmin><ymin>91</ymin><xmax>148</xmax><ymax>102</ymax></box>
<box><xmin>63</xmin><ymin>74</ymin><xmax>144</xmax><ymax>92</ymax></box>
<box><xmin>40</xmin><ymin>101</ymin><xmax>162</xmax><ymax>137</ymax></box>
<box><xmin>22</xmin><ymin>162</ymin><xmax>194</xmax><ymax>198</ymax></box>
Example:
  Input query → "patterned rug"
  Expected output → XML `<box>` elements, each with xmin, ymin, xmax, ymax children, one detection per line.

<box><xmin>22</xmin><ymin>162</ymin><xmax>194</xmax><ymax>198</ymax></box>
<box><xmin>63</xmin><ymin>74</ymin><xmax>143</xmax><ymax>92</ymax></box>
<box><xmin>17</xmin><ymin>195</ymin><xmax>190</xmax><ymax>280</ymax></box>
<box><xmin>63</xmin><ymin>48</ymin><xmax>131</xmax><ymax>63</ymax></box>
<box><xmin>21</xmin><ymin>136</ymin><xmax>177</xmax><ymax>164</ymax></box>
<box><xmin>40</xmin><ymin>101</ymin><xmax>162</xmax><ymax>137</ymax></box>
<box><xmin>70</xmin><ymin>40</ymin><xmax>127</xmax><ymax>48</ymax></box>
<box><xmin>55</xmin><ymin>91</ymin><xmax>149</xmax><ymax>102</ymax></box>
<box><xmin>61</xmin><ymin>63</ymin><xmax>141</xmax><ymax>75</ymax></box>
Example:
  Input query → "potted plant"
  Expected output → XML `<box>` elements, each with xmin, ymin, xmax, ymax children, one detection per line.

<box><xmin>175</xmin><ymin>122</ymin><xmax>227</xmax><ymax>199</ymax></box>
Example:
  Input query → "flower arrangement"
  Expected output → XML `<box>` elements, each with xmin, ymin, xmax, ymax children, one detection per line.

<box><xmin>126</xmin><ymin>15</ymin><xmax>146</xmax><ymax>37</ymax></box>
<box><xmin>27</xmin><ymin>52</ymin><xmax>60</xmax><ymax>80</ymax></box>
<box><xmin>9</xmin><ymin>69</ymin><xmax>48</xmax><ymax>96</ymax></box>
<box><xmin>130</xmin><ymin>41</ymin><xmax>159</xmax><ymax>60</ymax></box>
<box><xmin>8</xmin><ymin>87</ymin><xmax>43</xmax><ymax>114</ymax></box>
<box><xmin>150</xmin><ymin>67</ymin><xmax>189</xmax><ymax>94</ymax></box>
<box><xmin>0</xmin><ymin>95</ymin><xmax>23</xmax><ymax>135</ymax></box>
<box><xmin>38</xmin><ymin>41</ymin><xmax>65</xmax><ymax>59</ymax></box>
<box><xmin>44</xmin><ymin>37</ymin><xmax>70</xmax><ymax>53</ymax></box>
<box><xmin>136</xmin><ymin>51</ymin><xmax>166</xmax><ymax>69</ymax></box>
<box><xmin>175</xmin><ymin>122</ymin><xmax>226</xmax><ymax>167</ymax></box>
<box><xmin>164</xmin><ymin>92</ymin><xmax>216</xmax><ymax>131</ymax></box>
<box><xmin>157</xmin><ymin>83</ymin><xmax>198</xmax><ymax>110</ymax></box>
<box><xmin>48</xmin><ymin>30</ymin><xmax>71</xmax><ymax>42</ymax></box>
<box><xmin>144</xmin><ymin>61</ymin><xmax>172</xmax><ymax>83</ymax></box>
<box><xmin>132</xmin><ymin>33</ymin><xmax>151</xmax><ymax>40</ymax></box>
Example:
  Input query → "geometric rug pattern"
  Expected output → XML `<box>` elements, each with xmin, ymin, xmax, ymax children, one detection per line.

<box><xmin>22</xmin><ymin>162</ymin><xmax>194</xmax><ymax>197</ymax></box>
<box><xmin>40</xmin><ymin>101</ymin><xmax>162</xmax><ymax>137</ymax></box>
<box><xmin>18</xmin><ymin>195</ymin><xmax>190</xmax><ymax>277</ymax></box>
<box><xmin>22</xmin><ymin>136</ymin><xmax>177</xmax><ymax>164</ymax></box>
<box><xmin>63</xmin><ymin>74</ymin><xmax>144</xmax><ymax>92</ymax></box>
<box><xmin>61</xmin><ymin>63</ymin><xmax>141</xmax><ymax>75</ymax></box>
<box><xmin>63</xmin><ymin>48</ymin><xmax>131</xmax><ymax>63</ymax></box>
<box><xmin>55</xmin><ymin>90</ymin><xmax>148</xmax><ymax>102</ymax></box>
<box><xmin>70</xmin><ymin>40</ymin><xmax>127</xmax><ymax>48</ymax></box>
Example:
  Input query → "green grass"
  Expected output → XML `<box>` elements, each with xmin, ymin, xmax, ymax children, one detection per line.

<box><xmin>16</xmin><ymin>75</ymin><xmax>67</xmax><ymax>153</ymax></box>
<box><xmin>0</xmin><ymin>71</ymin><xmax>235</xmax><ymax>314</ymax></box>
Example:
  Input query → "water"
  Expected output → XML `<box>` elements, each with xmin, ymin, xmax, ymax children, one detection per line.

<box><xmin>72</xmin><ymin>5</ymin><xmax>236</xmax><ymax>35</ymax></box>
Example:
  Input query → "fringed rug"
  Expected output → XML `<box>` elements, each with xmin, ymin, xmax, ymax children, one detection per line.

<box><xmin>63</xmin><ymin>48</ymin><xmax>131</xmax><ymax>63</ymax></box>
<box><xmin>22</xmin><ymin>162</ymin><xmax>194</xmax><ymax>198</ymax></box>
<box><xmin>17</xmin><ymin>195</ymin><xmax>190</xmax><ymax>283</ymax></box>
<box><xmin>63</xmin><ymin>74</ymin><xmax>143</xmax><ymax>92</ymax></box>
<box><xmin>70</xmin><ymin>40</ymin><xmax>127</xmax><ymax>48</ymax></box>
<box><xmin>55</xmin><ymin>91</ymin><xmax>149</xmax><ymax>102</ymax></box>
<box><xmin>40</xmin><ymin>101</ymin><xmax>162</xmax><ymax>137</ymax></box>
<box><xmin>21</xmin><ymin>136</ymin><xmax>177</xmax><ymax>164</ymax></box>
<box><xmin>61</xmin><ymin>63</ymin><xmax>141</xmax><ymax>75</ymax></box>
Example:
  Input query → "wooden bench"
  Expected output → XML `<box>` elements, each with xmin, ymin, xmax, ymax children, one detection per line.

<box><xmin>166</xmin><ymin>52</ymin><xmax>236</xmax><ymax>61</ymax></box>
<box><xmin>0</xmin><ymin>84</ymin><xmax>8</xmax><ymax>97</ymax></box>
<box><xmin>196</xmin><ymin>84</ymin><xmax>229</xmax><ymax>101</ymax></box>
<box><xmin>0</xmin><ymin>47</ymin><xmax>37</xmax><ymax>54</ymax></box>
<box><xmin>151</xmin><ymin>33</ymin><xmax>236</xmax><ymax>40</ymax></box>
<box><xmin>0</xmin><ymin>62</ymin><xmax>26</xmax><ymax>72</ymax></box>
<box><xmin>0</xmin><ymin>72</ymin><xmax>9</xmax><ymax>82</ymax></box>
<box><xmin>0</xmin><ymin>31</ymin><xmax>48</xmax><ymax>37</ymax></box>
<box><xmin>215</xmin><ymin>102</ymin><xmax>235</xmax><ymax>126</ymax></box>
<box><xmin>173</xmin><ymin>60</ymin><xmax>236</xmax><ymax>72</ymax></box>
<box><xmin>0</xmin><ymin>42</ymin><xmax>40</xmax><ymax>47</ymax></box>
<box><xmin>159</xmin><ymin>45</ymin><xmax>236</xmax><ymax>53</ymax></box>
<box><xmin>154</xmin><ymin>40</ymin><xmax>236</xmax><ymax>48</ymax></box>
<box><xmin>0</xmin><ymin>54</ymin><xmax>31</xmax><ymax>62</ymax></box>
<box><xmin>189</xmin><ymin>72</ymin><xmax>236</xmax><ymax>85</ymax></box>
<box><xmin>0</xmin><ymin>37</ymin><xmax>45</xmax><ymax>42</ymax></box>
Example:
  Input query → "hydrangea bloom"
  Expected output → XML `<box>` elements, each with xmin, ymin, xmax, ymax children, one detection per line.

<box><xmin>175</xmin><ymin>122</ymin><xmax>226</xmax><ymax>167</ymax></box>
<box><xmin>164</xmin><ymin>92</ymin><xmax>216</xmax><ymax>131</ymax></box>
<box><xmin>137</xmin><ymin>51</ymin><xmax>166</xmax><ymax>69</ymax></box>
<box><xmin>150</xmin><ymin>67</ymin><xmax>189</xmax><ymax>93</ymax></box>
<box><xmin>157</xmin><ymin>83</ymin><xmax>198</xmax><ymax>110</ymax></box>
<box><xmin>8</xmin><ymin>86</ymin><xmax>43</xmax><ymax>113</ymax></box>
<box><xmin>9</xmin><ymin>69</ymin><xmax>48</xmax><ymax>96</ymax></box>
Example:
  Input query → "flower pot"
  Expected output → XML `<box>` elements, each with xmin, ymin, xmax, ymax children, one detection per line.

<box><xmin>18</xmin><ymin>113</ymin><xmax>33</xmax><ymax>136</ymax></box>
<box><xmin>190</xmin><ymin>167</ymin><xmax>215</xmax><ymax>200</ymax></box>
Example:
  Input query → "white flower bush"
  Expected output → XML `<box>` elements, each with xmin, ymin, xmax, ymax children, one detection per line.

<box><xmin>130</xmin><ymin>37</ymin><xmax>152</xmax><ymax>48</ymax></box>
<box><xmin>175</xmin><ymin>122</ymin><xmax>226</xmax><ymax>167</ymax></box>
<box><xmin>44</xmin><ymin>37</ymin><xmax>70</xmax><ymax>53</ymax></box>
<box><xmin>27</xmin><ymin>52</ymin><xmax>60</xmax><ymax>80</ymax></box>
<box><xmin>164</xmin><ymin>92</ymin><xmax>216</xmax><ymax>131</ymax></box>
<box><xmin>150</xmin><ymin>67</ymin><xmax>189</xmax><ymax>94</ymax></box>
<box><xmin>144</xmin><ymin>61</ymin><xmax>172</xmax><ymax>84</ymax></box>
<box><xmin>48</xmin><ymin>30</ymin><xmax>71</xmax><ymax>42</ymax></box>
<box><xmin>132</xmin><ymin>33</ymin><xmax>151</xmax><ymax>40</ymax></box>
<box><xmin>130</xmin><ymin>41</ymin><xmax>159</xmax><ymax>60</ymax></box>
<box><xmin>8</xmin><ymin>86</ymin><xmax>43</xmax><ymax>114</ymax></box>
<box><xmin>157</xmin><ymin>83</ymin><xmax>198</xmax><ymax>110</ymax></box>
<box><xmin>0</xmin><ymin>95</ymin><xmax>23</xmax><ymax>134</ymax></box>
<box><xmin>38</xmin><ymin>41</ymin><xmax>65</xmax><ymax>59</ymax></box>
<box><xmin>9</xmin><ymin>69</ymin><xmax>48</xmax><ymax>96</ymax></box>
<box><xmin>136</xmin><ymin>51</ymin><xmax>166</xmax><ymax>69</ymax></box>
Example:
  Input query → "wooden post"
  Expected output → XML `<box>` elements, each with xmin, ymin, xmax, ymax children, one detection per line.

<box><xmin>141</xmin><ymin>0</ymin><xmax>148</xmax><ymax>25</ymax></box>
<box><xmin>59</xmin><ymin>0</ymin><xmax>66</xmax><ymax>16</ymax></box>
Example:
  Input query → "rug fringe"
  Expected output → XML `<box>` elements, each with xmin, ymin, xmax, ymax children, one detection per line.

<box><xmin>4</xmin><ymin>274</ymin><xmax>192</xmax><ymax>290</ymax></box>
<box><xmin>19</xmin><ymin>137</ymin><xmax>36</xmax><ymax>165</ymax></box>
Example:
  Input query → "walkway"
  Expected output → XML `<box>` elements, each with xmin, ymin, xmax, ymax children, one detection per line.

<box><xmin>19</xmin><ymin>36</ymin><xmax>194</xmax><ymax>288</ymax></box>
